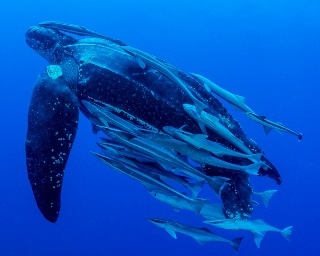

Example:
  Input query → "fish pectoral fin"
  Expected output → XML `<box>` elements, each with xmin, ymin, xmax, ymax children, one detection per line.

<box><xmin>197</xmin><ymin>121</ymin><xmax>208</xmax><ymax>135</ymax></box>
<box><xmin>165</xmin><ymin>229</ymin><xmax>177</xmax><ymax>239</ymax></box>
<box><xmin>137</xmin><ymin>57</ymin><xmax>146</xmax><ymax>69</ymax></box>
<box><xmin>178</xmin><ymin>124</ymin><xmax>188</xmax><ymax>131</ymax></box>
<box><xmin>251</xmin><ymin>231</ymin><xmax>266</xmax><ymax>248</ymax></box>
<box><xmin>203</xmin><ymin>84</ymin><xmax>211</xmax><ymax>92</ymax></box>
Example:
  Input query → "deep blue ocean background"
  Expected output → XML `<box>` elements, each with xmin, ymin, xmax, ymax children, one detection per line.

<box><xmin>1</xmin><ymin>0</ymin><xmax>319</xmax><ymax>255</ymax></box>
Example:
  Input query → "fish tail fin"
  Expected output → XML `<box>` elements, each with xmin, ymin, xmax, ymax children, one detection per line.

<box><xmin>231</xmin><ymin>237</ymin><xmax>243</xmax><ymax>251</ymax></box>
<box><xmin>187</xmin><ymin>180</ymin><xmax>206</xmax><ymax>198</ymax></box>
<box><xmin>281</xmin><ymin>226</ymin><xmax>293</xmax><ymax>241</ymax></box>
<box><xmin>189</xmin><ymin>198</ymin><xmax>208</xmax><ymax>215</ymax></box>
<box><xmin>255</xmin><ymin>189</ymin><xmax>277</xmax><ymax>207</ymax></box>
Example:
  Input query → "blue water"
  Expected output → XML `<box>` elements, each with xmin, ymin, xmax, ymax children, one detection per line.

<box><xmin>1</xmin><ymin>0</ymin><xmax>319</xmax><ymax>255</ymax></box>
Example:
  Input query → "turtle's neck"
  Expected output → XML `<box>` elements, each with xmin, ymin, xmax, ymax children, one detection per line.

<box><xmin>59</xmin><ymin>56</ymin><xmax>79</xmax><ymax>92</ymax></box>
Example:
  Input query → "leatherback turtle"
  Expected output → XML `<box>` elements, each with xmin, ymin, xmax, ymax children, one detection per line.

<box><xmin>25</xmin><ymin>21</ymin><xmax>281</xmax><ymax>223</ymax></box>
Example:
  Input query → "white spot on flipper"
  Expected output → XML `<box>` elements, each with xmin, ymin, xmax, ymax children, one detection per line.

<box><xmin>47</xmin><ymin>65</ymin><xmax>63</xmax><ymax>79</ymax></box>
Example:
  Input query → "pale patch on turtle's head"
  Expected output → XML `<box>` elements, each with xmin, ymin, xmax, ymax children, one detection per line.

<box><xmin>26</xmin><ymin>26</ymin><xmax>76</xmax><ymax>64</ymax></box>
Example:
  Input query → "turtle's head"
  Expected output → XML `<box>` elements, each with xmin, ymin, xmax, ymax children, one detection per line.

<box><xmin>26</xmin><ymin>26</ymin><xmax>75</xmax><ymax>63</ymax></box>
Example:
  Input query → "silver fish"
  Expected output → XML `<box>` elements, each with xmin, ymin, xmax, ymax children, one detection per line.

<box><xmin>107</xmin><ymin>131</ymin><xmax>227</xmax><ymax>194</ymax></box>
<box><xmin>122</xmin><ymin>46</ymin><xmax>207</xmax><ymax>114</ymax></box>
<box><xmin>191</xmin><ymin>73</ymin><xmax>254</xmax><ymax>113</ymax></box>
<box><xmin>93</xmin><ymin>152</ymin><xmax>208</xmax><ymax>215</ymax></box>
<box><xmin>150</xmin><ymin>132</ymin><xmax>262</xmax><ymax>176</ymax></box>
<box><xmin>150</xmin><ymin>189</ymin><xmax>226</xmax><ymax>220</ymax></box>
<box><xmin>245</xmin><ymin>112</ymin><xmax>302</xmax><ymax>140</ymax></box>
<box><xmin>163</xmin><ymin>125</ymin><xmax>262</xmax><ymax>162</ymax></box>
<box><xmin>148</xmin><ymin>218</ymin><xmax>243</xmax><ymax>251</ymax></box>
<box><xmin>183</xmin><ymin>104</ymin><xmax>253</xmax><ymax>154</ymax></box>
<box><xmin>204</xmin><ymin>218</ymin><xmax>293</xmax><ymax>248</ymax></box>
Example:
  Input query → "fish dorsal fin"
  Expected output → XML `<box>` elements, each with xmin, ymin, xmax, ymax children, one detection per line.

<box><xmin>165</xmin><ymin>229</ymin><xmax>177</xmax><ymax>239</ymax></box>
<box><xmin>257</xmin><ymin>115</ymin><xmax>267</xmax><ymax>120</ymax></box>
<box><xmin>192</xmin><ymin>134</ymin><xmax>208</xmax><ymax>141</ymax></box>
<box><xmin>255</xmin><ymin>219</ymin><xmax>267</xmax><ymax>225</ymax></box>
<box><xmin>178</xmin><ymin>124</ymin><xmax>188</xmax><ymax>130</ymax></box>
<box><xmin>234</xmin><ymin>94</ymin><xmax>246</xmax><ymax>103</ymax></box>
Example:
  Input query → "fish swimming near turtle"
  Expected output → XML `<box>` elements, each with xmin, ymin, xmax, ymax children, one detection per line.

<box><xmin>25</xmin><ymin>21</ymin><xmax>285</xmax><ymax>226</ymax></box>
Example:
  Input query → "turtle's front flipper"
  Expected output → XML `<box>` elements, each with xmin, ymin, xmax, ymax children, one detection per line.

<box><xmin>26</xmin><ymin>68</ymin><xmax>79</xmax><ymax>223</ymax></box>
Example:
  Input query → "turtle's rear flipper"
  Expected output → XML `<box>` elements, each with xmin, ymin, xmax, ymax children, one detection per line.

<box><xmin>26</xmin><ymin>69</ymin><xmax>79</xmax><ymax>223</ymax></box>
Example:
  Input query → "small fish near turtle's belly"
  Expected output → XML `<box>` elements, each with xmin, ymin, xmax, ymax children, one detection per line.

<box><xmin>76</xmin><ymin>61</ymin><xmax>259</xmax><ymax>220</ymax></box>
<box><xmin>77</xmin><ymin>62</ymin><xmax>201</xmax><ymax>132</ymax></box>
